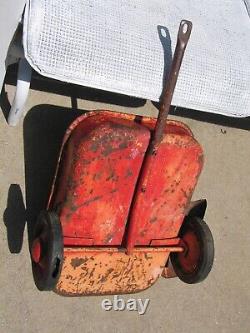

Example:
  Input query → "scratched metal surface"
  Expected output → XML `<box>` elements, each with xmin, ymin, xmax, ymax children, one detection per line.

<box><xmin>55</xmin><ymin>247</ymin><xmax>169</xmax><ymax>296</ymax></box>
<box><xmin>49</xmin><ymin>111</ymin><xmax>150</xmax><ymax>246</ymax></box>
<box><xmin>127</xmin><ymin>119</ymin><xmax>203</xmax><ymax>246</ymax></box>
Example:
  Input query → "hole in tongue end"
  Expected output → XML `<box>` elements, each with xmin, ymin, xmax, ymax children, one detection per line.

<box><xmin>182</xmin><ymin>23</ymin><xmax>188</xmax><ymax>34</ymax></box>
<box><xmin>160</xmin><ymin>28</ymin><xmax>167</xmax><ymax>38</ymax></box>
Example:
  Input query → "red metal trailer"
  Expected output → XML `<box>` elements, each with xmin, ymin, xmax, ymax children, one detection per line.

<box><xmin>30</xmin><ymin>20</ymin><xmax>214</xmax><ymax>295</ymax></box>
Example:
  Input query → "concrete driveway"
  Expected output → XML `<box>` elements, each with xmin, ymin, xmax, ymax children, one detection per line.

<box><xmin>0</xmin><ymin>75</ymin><xmax>250</xmax><ymax>333</ymax></box>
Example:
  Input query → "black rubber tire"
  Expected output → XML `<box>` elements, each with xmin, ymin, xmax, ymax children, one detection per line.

<box><xmin>171</xmin><ymin>216</ymin><xmax>214</xmax><ymax>284</ymax></box>
<box><xmin>31</xmin><ymin>211</ymin><xmax>63</xmax><ymax>291</ymax></box>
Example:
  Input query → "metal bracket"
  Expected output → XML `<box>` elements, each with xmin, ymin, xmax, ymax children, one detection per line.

<box><xmin>185</xmin><ymin>199</ymin><xmax>207</xmax><ymax>220</ymax></box>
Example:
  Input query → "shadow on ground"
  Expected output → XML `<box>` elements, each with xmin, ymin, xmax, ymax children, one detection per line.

<box><xmin>4</xmin><ymin>105</ymin><xmax>85</xmax><ymax>251</ymax></box>
<box><xmin>3</xmin><ymin>184</ymin><xmax>26</xmax><ymax>253</ymax></box>
<box><xmin>170</xmin><ymin>106</ymin><xmax>250</xmax><ymax>131</ymax></box>
<box><xmin>23</xmin><ymin>105</ymin><xmax>86</xmax><ymax>245</ymax></box>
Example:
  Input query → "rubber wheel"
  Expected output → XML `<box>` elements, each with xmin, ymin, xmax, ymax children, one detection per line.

<box><xmin>31</xmin><ymin>211</ymin><xmax>63</xmax><ymax>291</ymax></box>
<box><xmin>171</xmin><ymin>216</ymin><xmax>214</xmax><ymax>284</ymax></box>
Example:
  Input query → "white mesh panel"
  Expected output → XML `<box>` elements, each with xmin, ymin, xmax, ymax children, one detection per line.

<box><xmin>23</xmin><ymin>0</ymin><xmax>250</xmax><ymax>117</ymax></box>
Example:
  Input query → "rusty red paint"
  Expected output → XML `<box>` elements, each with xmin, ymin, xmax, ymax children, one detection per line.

<box><xmin>126</xmin><ymin>117</ymin><xmax>203</xmax><ymax>252</ymax></box>
<box><xmin>48</xmin><ymin>111</ymin><xmax>203</xmax><ymax>252</ymax></box>
<box><xmin>48</xmin><ymin>111</ymin><xmax>150</xmax><ymax>246</ymax></box>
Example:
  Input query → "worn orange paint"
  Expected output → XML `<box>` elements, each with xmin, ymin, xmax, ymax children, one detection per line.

<box><xmin>55</xmin><ymin>247</ymin><xmax>170</xmax><ymax>296</ymax></box>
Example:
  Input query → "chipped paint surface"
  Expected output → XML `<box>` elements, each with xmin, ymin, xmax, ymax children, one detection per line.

<box><xmin>55</xmin><ymin>247</ymin><xmax>169</xmax><ymax>296</ymax></box>
<box><xmin>48</xmin><ymin>112</ymin><xmax>203</xmax><ymax>249</ymax></box>
<box><xmin>46</xmin><ymin>111</ymin><xmax>204</xmax><ymax>295</ymax></box>
<box><xmin>49</xmin><ymin>112</ymin><xmax>150</xmax><ymax>246</ymax></box>
<box><xmin>126</xmin><ymin>120</ymin><xmax>203</xmax><ymax>250</ymax></box>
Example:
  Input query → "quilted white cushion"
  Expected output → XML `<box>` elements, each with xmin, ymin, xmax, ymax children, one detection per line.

<box><xmin>23</xmin><ymin>0</ymin><xmax>250</xmax><ymax>117</ymax></box>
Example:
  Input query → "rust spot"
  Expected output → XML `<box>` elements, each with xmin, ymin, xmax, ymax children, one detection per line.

<box><xmin>106</xmin><ymin>170</ymin><xmax>118</xmax><ymax>182</ymax></box>
<box><xmin>104</xmin><ymin>233</ymin><xmax>114</xmax><ymax>244</ymax></box>
<box><xmin>89</xmin><ymin>268</ymin><xmax>95</xmax><ymax>279</ymax></box>
<box><xmin>144</xmin><ymin>253</ymin><xmax>152</xmax><ymax>260</ymax></box>
<box><xmin>140</xmin><ymin>230</ymin><xmax>146</xmax><ymax>237</ymax></box>
<box><xmin>71</xmin><ymin>257</ymin><xmax>88</xmax><ymax>269</ymax></box>
<box><xmin>180</xmin><ymin>188</ymin><xmax>189</xmax><ymax>199</ymax></box>
<box><xmin>93</xmin><ymin>172</ymin><xmax>102</xmax><ymax>181</ymax></box>
<box><xmin>125</xmin><ymin>170</ymin><xmax>133</xmax><ymax>178</ymax></box>
<box><xmin>150</xmin><ymin>217</ymin><xmax>157</xmax><ymax>224</ymax></box>
<box><xmin>100</xmin><ymin>268</ymin><xmax>114</xmax><ymax>283</ymax></box>
<box><xmin>90</xmin><ymin>141</ymin><xmax>99</xmax><ymax>152</ymax></box>
<box><xmin>78</xmin><ymin>195</ymin><xmax>102</xmax><ymax>208</ymax></box>
<box><xmin>119</xmin><ymin>142</ymin><xmax>128</xmax><ymax>149</ymax></box>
